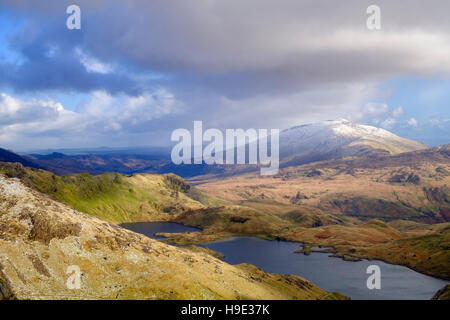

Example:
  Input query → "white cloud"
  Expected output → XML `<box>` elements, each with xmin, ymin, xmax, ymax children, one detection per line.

<box><xmin>0</xmin><ymin>93</ymin><xmax>72</xmax><ymax>125</ymax></box>
<box><xmin>429</xmin><ymin>118</ymin><xmax>450</xmax><ymax>128</ymax></box>
<box><xmin>75</xmin><ymin>48</ymin><xmax>114</xmax><ymax>74</ymax></box>
<box><xmin>392</xmin><ymin>106</ymin><xmax>404</xmax><ymax>118</ymax></box>
<box><xmin>77</xmin><ymin>89</ymin><xmax>181</xmax><ymax>131</ymax></box>
<box><xmin>407</xmin><ymin>117</ymin><xmax>418</xmax><ymax>127</ymax></box>
<box><xmin>380</xmin><ymin>118</ymin><xmax>396</xmax><ymax>129</ymax></box>
<box><xmin>361</xmin><ymin>102</ymin><xmax>390</xmax><ymax>119</ymax></box>
<box><xmin>357</xmin><ymin>102</ymin><xmax>404</xmax><ymax>129</ymax></box>
<box><xmin>0</xmin><ymin>90</ymin><xmax>182</xmax><ymax>149</ymax></box>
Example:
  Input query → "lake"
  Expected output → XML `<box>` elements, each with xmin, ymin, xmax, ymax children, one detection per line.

<box><xmin>121</xmin><ymin>221</ymin><xmax>201</xmax><ymax>240</ymax></box>
<box><xmin>121</xmin><ymin>222</ymin><xmax>448</xmax><ymax>300</ymax></box>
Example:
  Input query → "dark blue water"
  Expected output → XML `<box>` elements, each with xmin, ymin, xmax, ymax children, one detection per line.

<box><xmin>122</xmin><ymin>222</ymin><xmax>448</xmax><ymax>300</ymax></box>
<box><xmin>121</xmin><ymin>221</ymin><xmax>201</xmax><ymax>239</ymax></box>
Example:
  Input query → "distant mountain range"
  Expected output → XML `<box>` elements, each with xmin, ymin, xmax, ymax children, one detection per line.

<box><xmin>162</xmin><ymin>119</ymin><xmax>429</xmax><ymax>177</ymax></box>
<box><xmin>0</xmin><ymin>147</ymin><xmax>171</xmax><ymax>175</ymax></box>
<box><xmin>29</xmin><ymin>152</ymin><xmax>171</xmax><ymax>175</ymax></box>
<box><xmin>0</xmin><ymin>119</ymin><xmax>431</xmax><ymax>177</ymax></box>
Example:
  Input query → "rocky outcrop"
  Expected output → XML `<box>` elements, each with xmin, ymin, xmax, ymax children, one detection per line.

<box><xmin>0</xmin><ymin>174</ymin><xmax>339</xmax><ymax>300</ymax></box>
<box><xmin>0</xmin><ymin>269</ymin><xmax>15</xmax><ymax>300</ymax></box>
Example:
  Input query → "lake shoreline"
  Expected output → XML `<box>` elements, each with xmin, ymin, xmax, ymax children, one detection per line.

<box><xmin>122</xmin><ymin>221</ymin><xmax>449</xmax><ymax>300</ymax></box>
<box><xmin>121</xmin><ymin>220</ymin><xmax>450</xmax><ymax>281</ymax></box>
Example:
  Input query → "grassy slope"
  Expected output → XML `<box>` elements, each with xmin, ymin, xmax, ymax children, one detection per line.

<box><xmin>0</xmin><ymin>163</ymin><xmax>296</xmax><ymax>242</ymax></box>
<box><xmin>347</xmin><ymin>225</ymin><xmax>450</xmax><ymax>279</ymax></box>
<box><xmin>0</xmin><ymin>162</ymin><xmax>203</xmax><ymax>223</ymax></box>
<box><xmin>0</xmin><ymin>162</ymin><xmax>333</xmax><ymax>242</ymax></box>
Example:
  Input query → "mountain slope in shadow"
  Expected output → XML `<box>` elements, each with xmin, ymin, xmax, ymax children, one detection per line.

<box><xmin>0</xmin><ymin>148</ymin><xmax>41</xmax><ymax>169</ymax></box>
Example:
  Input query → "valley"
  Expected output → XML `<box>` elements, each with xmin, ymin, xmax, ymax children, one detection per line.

<box><xmin>0</xmin><ymin>121</ymin><xmax>448</xmax><ymax>299</ymax></box>
<box><xmin>121</xmin><ymin>222</ymin><xmax>448</xmax><ymax>300</ymax></box>
<box><xmin>190</xmin><ymin>145</ymin><xmax>450</xmax><ymax>279</ymax></box>
<box><xmin>0</xmin><ymin>144</ymin><xmax>448</xmax><ymax>282</ymax></box>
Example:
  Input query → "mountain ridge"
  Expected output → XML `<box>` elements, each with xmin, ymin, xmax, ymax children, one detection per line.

<box><xmin>0</xmin><ymin>148</ymin><xmax>41</xmax><ymax>169</ymax></box>
<box><xmin>0</xmin><ymin>119</ymin><xmax>433</xmax><ymax>177</ymax></box>
<box><xmin>279</xmin><ymin>118</ymin><xmax>427</xmax><ymax>167</ymax></box>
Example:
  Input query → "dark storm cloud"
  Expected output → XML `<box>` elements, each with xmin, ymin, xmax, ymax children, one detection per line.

<box><xmin>0</xmin><ymin>5</ymin><xmax>151</xmax><ymax>95</ymax></box>
<box><xmin>2</xmin><ymin>0</ymin><xmax>450</xmax><ymax>98</ymax></box>
<box><xmin>0</xmin><ymin>56</ymin><xmax>145</xmax><ymax>96</ymax></box>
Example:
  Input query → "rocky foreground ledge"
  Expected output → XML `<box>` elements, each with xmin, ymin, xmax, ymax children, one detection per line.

<box><xmin>0</xmin><ymin>175</ymin><xmax>345</xmax><ymax>300</ymax></box>
<box><xmin>432</xmin><ymin>284</ymin><xmax>450</xmax><ymax>300</ymax></box>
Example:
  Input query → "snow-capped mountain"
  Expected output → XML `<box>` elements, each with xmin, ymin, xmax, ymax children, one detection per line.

<box><xmin>279</xmin><ymin>118</ymin><xmax>427</xmax><ymax>167</ymax></box>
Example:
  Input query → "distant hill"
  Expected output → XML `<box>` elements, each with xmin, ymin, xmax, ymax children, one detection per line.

<box><xmin>29</xmin><ymin>152</ymin><xmax>170</xmax><ymax>175</ymax></box>
<box><xmin>0</xmin><ymin>148</ymin><xmax>41</xmax><ymax>169</ymax></box>
<box><xmin>195</xmin><ymin>144</ymin><xmax>450</xmax><ymax>224</ymax></box>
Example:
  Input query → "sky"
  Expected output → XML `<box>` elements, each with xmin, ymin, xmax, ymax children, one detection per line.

<box><xmin>0</xmin><ymin>0</ymin><xmax>449</xmax><ymax>151</ymax></box>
